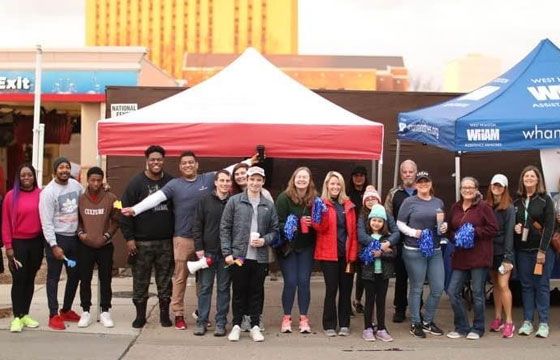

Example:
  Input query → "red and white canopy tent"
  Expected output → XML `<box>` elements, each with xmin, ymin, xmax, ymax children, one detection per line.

<box><xmin>97</xmin><ymin>48</ymin><xmax>385</xmax><ymax>186</ymax></box>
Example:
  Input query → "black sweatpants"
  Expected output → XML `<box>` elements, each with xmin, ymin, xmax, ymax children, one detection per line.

<box><xmin>320</xmin><ymin>259</ymin><xmax>353</xmax><ymax>330</ymax></box>
<box><xmin>10</xmin><ymin>237</ymin><xmax>44</xmax><ymax>318</ymax></box>
<box><xmin>363</xmin><ymin>274</ymin><xmax>389</xmax><ymax>330</ymax></box>
<box><xmin>229</xmin><ymin>259</ymin><xmax>267</xmax><ymax>327</ymax></box>
<box><xmin>78</xmin><ymin>242</ymin><xmax>114</xmax><ymax>312</ymax></box>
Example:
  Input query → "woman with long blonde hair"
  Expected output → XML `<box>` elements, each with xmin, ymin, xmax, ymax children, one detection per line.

<box><xmin>313</xmin><ymin>171</ymin><xmax>358</xmax><ymax>337</ymax></box>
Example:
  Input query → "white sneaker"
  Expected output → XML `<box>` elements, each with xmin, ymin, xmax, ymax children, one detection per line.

<box><xmin>228</xmin><ymin>325</ymin><xmax>241</xmax><ymax>342</ymax></box>
<box><xmin>250</xmin><ymin>325</ymin><xmax>264</xmax><ymax>342</ymax></box>
<box><xmin>446</xmin><ymin>331</ymin><xmax>463</xmax><ymax>339</ymax></box>
<box><xmin>100</xmin><ymin>312</ymin><xmax>114</xmax><ymax>328</ymax></box>
<box><xmin>466</xmin><ymin>331</ymin><xmax>480</xmax><ymax>340</ymax></box>
<box><xmin>78</xmin><ymin>311</ymin><xmax>92</xmax><ymax>328</ymax></box>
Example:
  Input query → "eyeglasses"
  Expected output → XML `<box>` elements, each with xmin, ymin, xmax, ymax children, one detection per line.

<box><xmin>460</xmin><ymin>186</ymin><xmax>477</xmax><ymax>190</ymax></box>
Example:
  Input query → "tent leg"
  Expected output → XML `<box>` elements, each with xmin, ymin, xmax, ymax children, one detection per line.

<box><xmin>455</xmin><ymin>152</ymin><xmax>461</xmax><ymax>201</ymax></box>
<box><xmin>393</xmin><ymin>140</ymin><xmax>401</xmax><ymax>188</ymax></box>
<box><xmin>377</xmin><ymin>158</ymin><xmax>383</xmax><ymax>197</ymax></box>
<box><xmin>371</xmin><ymin>160</ymin><xmax>377</xmax><ymax>188</ymax></box>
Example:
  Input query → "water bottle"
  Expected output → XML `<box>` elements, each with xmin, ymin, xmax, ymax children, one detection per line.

<box><xmin>436</xmin><ymin>208</ymin><xmax>444</xmax><ymax>235</ymax></box>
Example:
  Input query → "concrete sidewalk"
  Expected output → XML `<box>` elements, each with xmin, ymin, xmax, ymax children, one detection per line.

<box><xmin>1</xmin><ymin>273</ymin><xmax>559</xmax><ymax>360</ymax></box>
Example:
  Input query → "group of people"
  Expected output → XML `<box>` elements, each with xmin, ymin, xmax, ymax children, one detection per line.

<box><xmin>1</xmin><ymin>158</ymin><xmax>119</xmax><ymax>332</ymax></box>
<box><xmin>1</xmin><ymin>146</ymin><xmax>559</xmax><ymax>344</ymax></box>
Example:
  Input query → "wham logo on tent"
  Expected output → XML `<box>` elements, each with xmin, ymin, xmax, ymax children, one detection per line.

<box><xmin>466</xmin><ymin>128</ymin><xmax>500</xmax><ymax>141</ymax></box>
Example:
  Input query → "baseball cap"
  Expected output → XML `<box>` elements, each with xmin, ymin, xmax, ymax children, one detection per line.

<box><xmin>247</xmin><ymin>166</ymin><xmax>265</xmax><ymax>178</ymax></box>
<box><xmin>491</xmin><ymin>174</ymin><xmax>508</xmax><ymax>187</ymax></box>
<box><xmin>415</xmin><ymin>170</ymin><xmax>431</xmax><ymax>182</ymax></box>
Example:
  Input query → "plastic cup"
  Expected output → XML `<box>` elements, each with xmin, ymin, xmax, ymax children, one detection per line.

<box><xmin>250</xmin><ymin>232</ymin><xmax>260</xmax><ymax>246</ymax></box>
<box><xmin>300</xmin><ymin>217</ymin><xmax>309</xmax><ymax>234</ymax></box>
<box><xmin>436</xmin><ymin>209</ymin><xmax>444</xmax><ymax>235</ymax></box>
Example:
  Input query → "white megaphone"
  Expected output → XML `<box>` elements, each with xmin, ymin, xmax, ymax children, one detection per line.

<box><xmin>187</xmin><ymin>256</ymin><xmax>214</xmax><ymax>274</ymax></box>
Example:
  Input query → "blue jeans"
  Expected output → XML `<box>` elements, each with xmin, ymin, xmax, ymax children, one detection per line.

<box><xmin>447</xmin><ymin>267</ymin><xmax>488</xmax><ymax>336</ymax></box>
<box><xmin>516</xmin><ymin>249</ymin><xmax>556</xmax><ymax>324</ymax></box>
<box><xmin>403</xmin><ymin>248</ymin><xmax>444</xmax><ymax>324</ymax></box>
<box><xmin>278</xmin><ymin>246</ymin><xmax>314</xmax><ymax>315</ymax></box>
<box><xmin>196</xmin><ymin>256</ymin><xmax>230</xmax><ymax>328</ymax></box>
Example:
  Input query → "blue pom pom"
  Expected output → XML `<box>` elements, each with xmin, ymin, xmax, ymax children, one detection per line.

<box><xmin>359</xmin><ymin>236</ymin><xmax>381</xmax><ymax>265</ymax></box>
<box><xmin>284</xmin><ymin>214</ymin><xmax>299</xmax><ymax>242</ymax></box>
<box><xmin>454</xmin><ymin>223</ymin><xmax>475</xmax><ymax>249</ymax></box>
<box><xmin>419</xmin><ymin>229</ymin><xmax>435</xmax><ymax>257</ymax></box>
<box><xmin>269</xmin><ymin>232</ymin><xmax>285</xmax><ymax>249</ymax></box>
<box><xmin>312</xmin><ymin>197</ymin><xmax>327</xmax><ymax>224</ymax></box>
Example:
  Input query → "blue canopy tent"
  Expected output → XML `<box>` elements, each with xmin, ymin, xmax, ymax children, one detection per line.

<box><xmin>396</xmin><ymin>38</ymin><xmax>560</xmax><ymax>200</ymax></box>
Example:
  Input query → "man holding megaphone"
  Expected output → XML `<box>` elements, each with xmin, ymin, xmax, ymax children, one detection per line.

<box><xmin>191</xmin><ymin>170</ymin><xmax>233</xmax><ymax>337</ymax></box>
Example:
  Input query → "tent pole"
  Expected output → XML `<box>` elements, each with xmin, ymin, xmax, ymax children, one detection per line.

<box><xmin>371</xmin><ymin>160</ymin><xmax>377</xmax><ymax>188</ymax></box>
<box><xmin>393</xmin><ymin>139</ymin><xmax>401</xmax><ymax>188</ymax></box>
<box><xmin>455</xmin><ymin>152</ymin><xmax>461</xmax><ymax>201</ymax></box>
<box><xmin>32</xmin><ymin>45</ymin><xmax>43</xmax><ymax>187</ymax></box>
<box><xmin>377</xmin><ymin>157</ymin><xmax>383</xmax><ymax>196</ymax></box>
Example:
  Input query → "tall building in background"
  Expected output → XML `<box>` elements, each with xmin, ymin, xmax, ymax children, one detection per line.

<box><xmin>86</xmin><ymin>0</ymin><xmax>409</xmax><ymax>90</ymax></box>
<box><xmin>86</xmin><ymin>0</ymin><xmax>298</xmax><ymax>79</ymax></box>
<box><xmin>443</xmin><ymin>54</ymin><xmax>502</xmax><ymax>92</ymax></box>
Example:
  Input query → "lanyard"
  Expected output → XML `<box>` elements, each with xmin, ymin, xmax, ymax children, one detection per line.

<box><xmin>524</xmin><ymin>197</ymin><xmax>530</xmax><ymax>225</ymax></box>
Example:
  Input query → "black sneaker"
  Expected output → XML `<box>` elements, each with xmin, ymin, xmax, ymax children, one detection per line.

<box><xmin>422</xmin><ymin>321</ymin><xmax>444</xmax><ymax>336</ymax></box>
<box><xmin>392</xmin><ymin>310</ymin><xmax>406</xmax><ymax>323</ymax></box>
<box><xmin>410</xmin><ymin>323</ymin><xmax>426</xmax><ymax>338</ymax></box>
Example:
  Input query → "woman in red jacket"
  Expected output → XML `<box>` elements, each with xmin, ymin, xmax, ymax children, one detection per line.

<box><xmin>314</xmin><ymin>171</ymin><xmax>358</xmax><ymax>337</ymax></box>
<box><xmin>446</xmin><ymin>177</ymin><xmax>498</xmax><ymax>340</ymax></box>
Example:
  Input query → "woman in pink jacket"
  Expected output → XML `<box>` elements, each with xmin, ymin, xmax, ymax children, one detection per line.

<box><xmin>2</xmin><ymin>164</ymin><xmax>44</xmax><ymax>333</ymax></box>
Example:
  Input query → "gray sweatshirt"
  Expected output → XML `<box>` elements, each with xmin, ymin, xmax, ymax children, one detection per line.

<box><xmin>39</xmin><ymin>178</ymin><xmax>83</xmax><ymax>246</ymax></box>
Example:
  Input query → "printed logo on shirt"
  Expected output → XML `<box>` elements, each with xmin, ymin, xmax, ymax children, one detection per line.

<box><xmin>147</xmin><ymin>184</ymin><xmax>160</xmax><ymax>195</ymax></box>
<box><xmin>199</xmin><ymin>185</ymin><xmax>208</xmax><ymax>191</ymax></box>
<box><xmin>84</xmin><ymin>208</ymin><xmax>105</xmax><ymax>215</ymax></box>
<box><xmin>57</xmin><ymin>191</ymin><xmax>79</xmax><ymax>223</ymax></box>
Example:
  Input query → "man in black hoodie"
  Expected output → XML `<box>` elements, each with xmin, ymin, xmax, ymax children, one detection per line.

<box><xmin>120</xmin><ymin>145</ymin><xmax>174</xmax><ymax>328</ymax></box>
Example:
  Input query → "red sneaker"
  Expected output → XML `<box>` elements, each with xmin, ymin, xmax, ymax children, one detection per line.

<box><xmin>59</xmin><ymin>309</ymin><xmax>81</xmax><ymax>322</ymax></box>
<box><xmin>175</xmin><ymin>316</ymin><xmax>186</xmax><ymax>330</ymax></box>
<box><xmin>48</xmin><ymin>315</ymin><xmax>66</xmax><ymax>330</ymax></box>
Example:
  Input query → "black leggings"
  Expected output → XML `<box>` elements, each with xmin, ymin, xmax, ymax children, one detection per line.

<box><xmin>10</xmin><ymin>237</ymin><xmax>44</xmax><ymax>318</ymax></box>
<box><xmin>363</xmin><ymin>275</ymin><xmax>389</xmax><ymax>330</ymax></box>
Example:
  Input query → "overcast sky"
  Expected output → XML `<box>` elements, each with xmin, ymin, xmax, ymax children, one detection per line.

<box><xmin>1</xmin><ymin>0</ymin><xmax>559</xmax><ymax>88</ymax></box>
